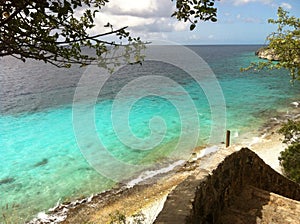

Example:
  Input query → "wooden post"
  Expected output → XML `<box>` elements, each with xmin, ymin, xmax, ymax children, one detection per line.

<box><xmin>226</xmin><ymin>130</ymin><xmax>230</xmax><ymax>148</ymax></box>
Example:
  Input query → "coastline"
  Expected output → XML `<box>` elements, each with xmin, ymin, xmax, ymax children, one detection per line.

<box><xmin>2</xmin><ymin>45</ymin><xmax>300</xmax><ymax>224</ymax></box>
<box><xmin>28</xmin><ymin>103</ymin><xmax>299</xmax><ymax>224</ymax></box>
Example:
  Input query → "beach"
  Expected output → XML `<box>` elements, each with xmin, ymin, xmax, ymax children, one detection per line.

<box><xmin>28</xmin><ymin>105</ymin><xmax>299</xmax><ymax>224</ymax></box>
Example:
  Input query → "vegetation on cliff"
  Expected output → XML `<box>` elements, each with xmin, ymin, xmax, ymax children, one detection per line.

<box><xmin>250</xmin><ymin>9</ymin><xmax>300</xmax><ymax>182</ymax></box>
<box><xmin>245</xmin><ymin>7</ymin><xmax>300</xmax><ymax>82</ymax></box>
<box><xmin>279</xmin><ymin>120</ymin><xmax>300</xmax><ymax>184</ymax></box>
<box><xmin>255</xmin><ymin>47</ymin><xmax>280</xmax><ymax>61</ymax></box>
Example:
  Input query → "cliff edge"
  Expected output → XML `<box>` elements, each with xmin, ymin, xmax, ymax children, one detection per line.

<box><xmin>255</xmin><ymin>47</ymin><xmax>279</xmax><ymax>61</ymax></box>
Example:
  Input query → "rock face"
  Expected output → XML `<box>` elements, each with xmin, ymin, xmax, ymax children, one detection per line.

<box><xmin>256</xmin><ymin>47</ymin><xmax>280</xmax><ymax>61</ymax></box>
<box><xmin>155</xmin><ymin>148</ymin><xmax>300</xmax><ymax>224</ymax></box>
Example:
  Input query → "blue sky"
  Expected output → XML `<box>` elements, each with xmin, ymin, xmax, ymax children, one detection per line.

<box><xmin>91</xmin><ymin>0</ymin><xmax>300</xmax><ymax>45</ymax></box>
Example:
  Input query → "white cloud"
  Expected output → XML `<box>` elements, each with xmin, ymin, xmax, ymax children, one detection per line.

<box><xmin>280</xmin><ymin>2</ymin><xmax>292</xmax><ymax>10</ymax></box>
<box><xmin>223</xmin><ymin>0</ymin><xmax>274</xmax><ymax>6</ymax></box>
<box><xmin>189</xmin><ymin>34</ymin><xmax>198</xmax><ymax>40</ymax></box>
<box><xmin>94</xmin><ymin>14</ymin><xmax>155</xmax><ymax>30</ymax></box>
<box><xmin>88</xmin><ymin>0</ymin><xmax>189</xmax><ymax>39</ymax></box>
<box><xmin>208</xmin><ymin>34</ymin><xmax>215</xmax><ymax>39</ymax></box>
<box><xmin>235</xmin><ymin>14</ymin><xmax>263</xmax><ymax>24</ymax></box>
<box><xmin>102</xmin><ymin>0</ymin><xmax>174</xmax><ymax>18</ymax></box>
<box><xmin>243</xmin><ymin>17</ymin><xmax>263</xmax><ymax>23</ymax></box>
<box><xmin>173</xmin><ymin>22</ymin><xmax>189</xmax><ymax>31</ymax></box>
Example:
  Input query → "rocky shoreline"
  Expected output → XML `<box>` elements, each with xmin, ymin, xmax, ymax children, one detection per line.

<box><xmin>27</xmin><ymin>102</ymin><xmax>300</xmax><ymax>224</ymax></box>
<box><xmin>255</xmin><ymin>46</ymin><xmax>280</xmax><ymax>61</ymax></box>
<box><xmin>27</xmin><ymin>160</ymin><xmax>192</xmax><ymax>223</ymax></box>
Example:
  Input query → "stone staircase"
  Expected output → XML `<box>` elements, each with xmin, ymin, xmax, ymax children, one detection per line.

<box><xmin>220</xmin><ymin>185</ymin><xmax>300</xmax><ymax>224</ymax></box>
<box><xmin>154</xmin><ymin>148</ymin><xmax>300</xmax><ymax>224</ymax></box>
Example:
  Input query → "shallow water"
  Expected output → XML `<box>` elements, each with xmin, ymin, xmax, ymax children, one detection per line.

<box><xmin>0</xmin><ymin>45</ymin><xmax>299</xmax><ymax>222</ymax></box>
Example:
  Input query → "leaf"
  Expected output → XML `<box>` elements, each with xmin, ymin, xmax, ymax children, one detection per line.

<box><xmin>24</xmin><ymin>8</ymin><xmax>30</xmax><ymax>16</ymax></box>
<box><xmin>211</xmin><ymin>17</ymin><xmax>217</xmax><ymax>22</ymax></box>
<box><xmin>190</xmin><ymin>23</ymin><xmax>196</xmax><ymax>30</ymax></box>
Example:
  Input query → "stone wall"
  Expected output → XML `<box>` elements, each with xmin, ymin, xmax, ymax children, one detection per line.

<box><xmin>155</xmin><ymin>148</ymin><xmax>300</xmax><ymax>224</ymax></box>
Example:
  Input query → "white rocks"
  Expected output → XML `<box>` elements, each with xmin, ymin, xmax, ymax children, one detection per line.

<box><xmin>28</xmin><ymin>212</ymin><xmax>67</xmax><ymax>224</ymax></box>
<box><xmin>256</xmin><ymin>47</ymin><xmax>280</xmax><ymax>61</ymax></box>
<box><xmin>291</xmin><ymin>101</ymin><xmax>299</xmax><ymax>107</ymax></box>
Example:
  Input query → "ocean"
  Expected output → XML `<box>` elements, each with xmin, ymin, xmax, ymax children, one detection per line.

<box><xmin>0</xmin><ymin>45</ymin><xmax>299</xmax><ymax>222</ymax></box>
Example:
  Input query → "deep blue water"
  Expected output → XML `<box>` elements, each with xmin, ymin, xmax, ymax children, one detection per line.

<box><xmin>0</xmin><ymin>45</ymin><xmax>299</xmax><ymax>222</ymax></box>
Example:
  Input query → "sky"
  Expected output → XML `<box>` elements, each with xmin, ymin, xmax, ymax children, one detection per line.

<box><xmin>89</xmin><ymin>0</ymin><xmax>300</xmax><ymax>45</ymax></box>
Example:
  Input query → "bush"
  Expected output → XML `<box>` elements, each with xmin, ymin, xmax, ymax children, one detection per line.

<box><xmin>278</xmin><ymin>120</ymin><xmax>300</xmax><ymax>184</ymax></box>
<box><xmin>278</xmin><ymin>119</ymin><xmax>300</xmax><ymax>144</ymax></box>
<box><xmin>279</xmin><ymin>143</ymin><xmax>300</xmax><ymax>183</ymax></box>
<box><xmin>108</xmin><ymin>211</ymin><xmax>145</xmax><ymax>224</ymax></box>
<box><xmin>109</xmin><ymin>211</ymin><xmax>126</xmax><ymax>224</ymax></box>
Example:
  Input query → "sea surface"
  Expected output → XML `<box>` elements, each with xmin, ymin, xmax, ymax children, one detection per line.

<box><xmin>0</xmin><ymin>45</ymin><xmax>299</xmax><ymax>222</ymax></box>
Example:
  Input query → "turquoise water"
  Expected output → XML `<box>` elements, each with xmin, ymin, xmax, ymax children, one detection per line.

<box><xmin>0</xmin><ymin>107</ymin><xmax>115</xmax><ymax>222</ymax></box>
<box><xmin>0</xmin><ymin>45</ymin><xmax>299</xmax><ymax>222</ymax></box>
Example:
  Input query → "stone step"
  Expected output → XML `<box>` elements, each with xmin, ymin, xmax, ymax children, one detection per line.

<box><xmin>154</xmin><ymin>148</ymin><xmax>300</xmax><ymax>224</ymax></box>
<box><xmin>219</xmin><ymin>185</ymin><xmax>300</xmax><ymax>224</ymax></box>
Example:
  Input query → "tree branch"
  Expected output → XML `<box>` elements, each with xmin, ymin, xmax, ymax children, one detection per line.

<box><xmin>54</xmin><ymin>26</ymin><xmax>129</xmax><ymax>44</ymax></box>
<box><xmin>0</xmin><ymin>3</ymin><xmax>29</xmax><ymax>26</ymax></box>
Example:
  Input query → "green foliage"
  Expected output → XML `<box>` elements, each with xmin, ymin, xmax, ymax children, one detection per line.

<box><xmin>131</xmin><ymin>212</ymin><xmax>146</xmax><ymax>224</ymax></box>
<box><xmin>243</xmin><ymin>7</ymin><xmax>300</xmax><ymax>82</ymax></box>
<box><xmin>278</xmin><ymin>119</ymin><xmax>300</xmax><ymax>144</ymax></box>
<box><xmin>0</xmin><ymin>0</ymin><xmax>143</xmax><ymax>67</ymax></box>
<box><xmin>171</xmin><ymin>0</ymin><xmax>218</xmax><ymax>30</ymax></box>
<box><xmin>279</xmin><ymin>143</ymin><xmax>300</xmax><ymax>183</ymax></box>
<box><xmin>108</xmin><ymin>211</ymin><xmax>145</xmax><ymax>224</ymax></box>
<box><xmin>0</xmin><ymin>0</ymin><xmax>218</xmax><ymax>67</ymax></box>
<box><xmin>109</xmin><ymin>211</ymin><xmax>126</xmax><ymax>224</ymax></box>
<box><xmin>278</xmin><ymin>120</ymin><xmax>300</xmax><ymax>184</ymax></box>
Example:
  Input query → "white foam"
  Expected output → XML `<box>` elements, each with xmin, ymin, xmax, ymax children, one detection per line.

<box><xmin>233</xmin><ymin>131</ymin><xmax>239</xmax><ymax>138</ymax></box>
<box><xmin>197</xmin><ymin>145</ymin><xmax>219</xmax><ymax>158</ymax></box>
<box><xmin>291</xmin><ymin>101</ymin><xmax>299</xmax><ymax>107</ymax></box>
<box><xmin>29</xmin><ymin>211</ymin><xmax>66</xmax><ymax>223</ymax></box>
<box><xmin>247</xmin><ymin>131</ymin><xmax>269</xmax><ymax>148</ymax></box>
<box><xmin>126</xmin><ymin>160</ymin><xmax>185</xmax><ymax>188</ymax></box>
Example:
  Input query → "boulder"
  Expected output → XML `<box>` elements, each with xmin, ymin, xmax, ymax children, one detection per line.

<box><xmin>256</xmin><ymin>47</ymin><xmax>280</xmax><ymax>61</ymax></box>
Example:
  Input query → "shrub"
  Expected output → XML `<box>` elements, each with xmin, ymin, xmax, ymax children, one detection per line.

<box><xmin>278</xmin><ymin>119</ymin><xmax>300</xmax><ymax>144</ymax></box>
<box><xmin>109</xmin><ymin>211</ymin><xmax>126</xmax><ymax>224</ymax></box>
<box><xmin>279</xmin><ymin>143</ymin><xmax>300</xmax><ymax>183</ymax></box>
<box><xmin>278</xmin><ymin>120</ymin><xmax>300</xmax><ymax>184</ymax></box>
